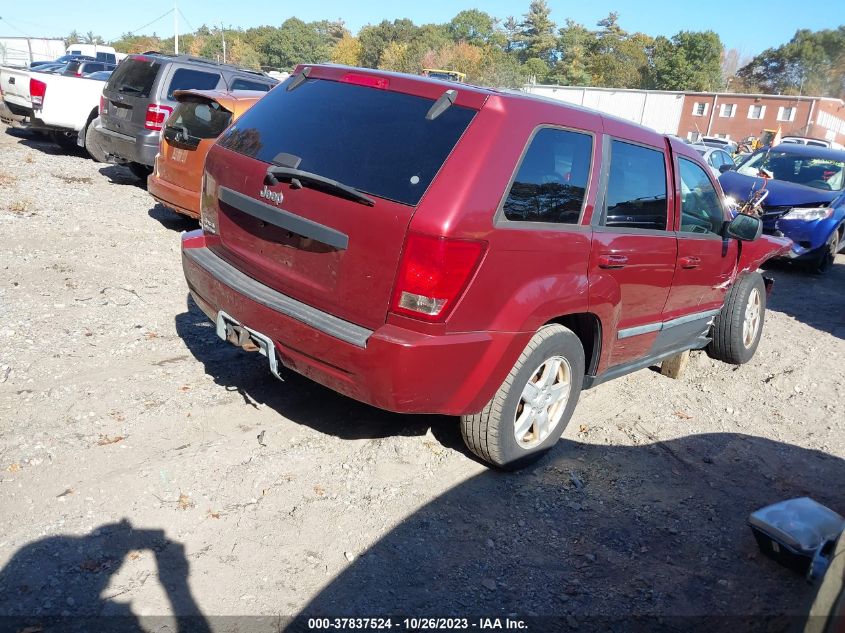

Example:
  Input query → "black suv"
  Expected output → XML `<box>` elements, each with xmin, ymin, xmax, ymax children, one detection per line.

<box><xmin>62</xmin><ymin>60</ymin><xmax>117</xmax><ymax>77</ymax></box>
<box><xmin>91</xmin><ymin>53</ymin><xmax>277</xmax><ymax>178</ymax></box>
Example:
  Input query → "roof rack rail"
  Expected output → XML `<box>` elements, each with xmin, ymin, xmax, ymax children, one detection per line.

<box><xmin>130</xmin><ymin>52</ymin><xmax>272</xmax><ymax>77</ymax></box>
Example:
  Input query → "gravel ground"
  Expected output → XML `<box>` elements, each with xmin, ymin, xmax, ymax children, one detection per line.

<box><xmin>0</xmin><ymin>126</ymin><xmax>843</xmax><ymax>632</ymax></box>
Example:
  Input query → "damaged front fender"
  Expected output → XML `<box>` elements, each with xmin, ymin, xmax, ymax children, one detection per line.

<box><xmin>737</xmin><ymin>234</ymin><xmax>792</xmax><ymax>275</ymax></box>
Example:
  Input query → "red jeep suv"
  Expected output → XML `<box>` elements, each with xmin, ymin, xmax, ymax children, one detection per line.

<box><xmin>181</xmin><ymin>64</ymin><xmax>788</xmax><ymax>468</ymax></box>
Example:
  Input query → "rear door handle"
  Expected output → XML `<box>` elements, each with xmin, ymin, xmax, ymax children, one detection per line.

<box><xmin>679</xmin><ymin>256</ymin><xmax>701</xmax><ymax>269</ymax></box>
<box><xmin>597</xmin><ymin>254</ymin><xmax>628</xmax><ymax>269</ymax></box>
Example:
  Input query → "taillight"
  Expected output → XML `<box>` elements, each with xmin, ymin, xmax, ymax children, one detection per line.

<box><xmin>30</xmin><ymin>78</ymin><xmax>46</xmax><ymax>108</ymax></box>
<box><xmin>144</xmin><ymin>104</ymin><xmax>173</xmax><ymax>131</ymax></box>
<box><xmin>340</xmin><ymin>73</ymin><xmax>389</xmax><ymax>90</ymax></box>
<box><xmin>99</xmin><ymin>94</ymin><xmax>106</xmax><ymax>115</ymax></box>
<box><xmin>389</xmin><ymin>233</ymin><xmax>486</xmax><ymax>322</ymax></box>
<box><xmin>199</xmin><ymin>171</ymin><xmax>219</xmax><ymax>235</ymax></box>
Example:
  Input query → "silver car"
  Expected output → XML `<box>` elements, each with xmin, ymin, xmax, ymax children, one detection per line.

<box><xmin>691</xmin><ymin>144</ymin><xmax>736</xmax><ymax>178</ymax></box>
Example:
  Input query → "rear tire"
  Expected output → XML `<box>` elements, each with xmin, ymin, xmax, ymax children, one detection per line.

<box><xmin>128</xmin><ymin>162</ymin><xmax>153</xmax><ymax>181</ymax></box>
<box><xmin>461</xmin><ymin>324</ymin><xmax>584</xmax><ymax>469</ymax></box>
<box><xmin>707</xmin><ymin>272</ymin><xmax>766</xmax><ymax>365</ymax></box>
<box><xmin>84</xmin><ymin>120</ymin><xmax>107</xmax><ymax>163</ymax></box>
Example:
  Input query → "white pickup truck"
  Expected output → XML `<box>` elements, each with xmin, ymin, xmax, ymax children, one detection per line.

<box><xmin>2</xmin><ymin>68</ymin><xmax>109</xmax><ymax>160</ymax></box>
<box><xmin>0</xmin><ymin>65</ymin><xmax>34</xmax><ymax>125</ymax></box>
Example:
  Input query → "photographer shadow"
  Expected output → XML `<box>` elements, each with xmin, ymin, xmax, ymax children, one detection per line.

<box><xmin>0</xmin><ymin>519</ymin><xmax>210</xmax><ymax>633</ymax></box>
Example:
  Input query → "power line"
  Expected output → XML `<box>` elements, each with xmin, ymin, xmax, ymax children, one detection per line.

<box><xmin>177</xmin><ymin>8</ymin><xmax>194</xmax><ymax>34</ymax></box>
<box><xmin>0</xmin><ymin>16</ymin><xmax>32</xmax><ymax>38</ymax></box>
<box><xmin>121</xmin><ymin>8</ymin><xmax>174</xmax><ymax>39</ymax></box>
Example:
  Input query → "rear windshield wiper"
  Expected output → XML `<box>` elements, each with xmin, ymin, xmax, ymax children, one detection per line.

<box><xmin>265</xmin><ymin>166</ymin><xmax>375</xmax><ymax>207</ymax></box>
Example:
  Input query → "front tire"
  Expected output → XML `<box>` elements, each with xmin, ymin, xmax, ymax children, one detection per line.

<box><xmin>707</xmin><ymin>272</ymin><xmax>766</xmax><ymax>365</ymax></box>
<box><xmin>461</xmin><ymin>324</ymin><xmax>584</xmax><ymax>469</ymax></box>
<box><xmin>810</xmin><ymin>230</ymin><xmax>839</xmax><ymax>275</ymax></box>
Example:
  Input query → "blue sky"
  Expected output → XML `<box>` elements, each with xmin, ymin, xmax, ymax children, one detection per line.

<box><xmin>0</xmin><ymin>0</ymin><xmax>835</xmax><ymax>58</ymax></box>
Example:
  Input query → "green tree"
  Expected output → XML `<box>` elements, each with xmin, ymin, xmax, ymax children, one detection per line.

<box><xmin>478</xmin><ymin>47</ymin><xmax>526</xmax><ymax>87</ymax></box>
<box><xmin>84</xmin><ymin>31</ymin><xmax>105</xmax><ymax>45</ymax></box>
<box><xmin>523</xmin><ymin>57</ymin><xmax>550</xmax><ymax>83</ymax></box>
<box><xmin>737</xmin><ymin>27</ymin><xmax>845</xmax><ymax>97</ymax></box>
<box><xmin>379</xmin><ymin>42</ymin><xmax>419</xmax><ymax>74</ymax></box>
<box><xmin>358</xmin><ymin>19</ymin><xmax>419</xmax><ymax>68</ymax></box>
<box><xmin>261</xmin><ymin>18</ymin><xmax>329</xmax><ymax>69</ymax></box>
<box><xmin>502</xmin><ymin>16</ymin><xmax>521</xmax><ymax>53</ymax></box>
<box><xmin>550</xmin><ymin>19</ymin><xmax>594</xmax><ymax>85</ymax></box>
<box><xmin>331</xmin><ymin>34</ymin><xmax>363</xmax><ymax>66</ymax></box>
<box><xmin>448</xmin><ymin>10</ymin><xmax>496</xmax><ymax>44</ymax></box>
<box><xmin>651</xmin><ymin>30</ymin><xmax>723</xmax><ymax>91</ymax></box>
<box><xmin>519</xmin><ymin>0</ymin><xmax>556</xmax><ymax>64</ymax></box>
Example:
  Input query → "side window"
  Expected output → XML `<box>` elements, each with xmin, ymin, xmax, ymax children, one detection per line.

<box><xmin>166</xmin><ymin>69</ymin><xmax>221</xmax><ymax>99</ymax></box>
<box><xmin>679</xmin><ymin>158</ymin><xmax>725</xmax><ymax>236</ymax></box>
<box><xmin>230</xmin><ymin>78</ymin><xmax>273</xmax><ymax>92</ymax></box>
<box><xmin>604</xmin><ymin>140</ymin><xmax>668</xmax><ymax>230</ymax></box>
<box><xmin>707</xmin><ymin>152</ymin><xmax>719</xmax><ymax>168</ymax></box>
<box><xmin>502</xmin><ymin>127</ymin><xmax>593</xmax><ymax>224</ymax></box>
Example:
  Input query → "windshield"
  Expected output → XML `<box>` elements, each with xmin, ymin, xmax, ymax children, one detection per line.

<box><xmin>736</xmin><ymin>150</ymin><xmax>845</xmax><ymax>192</ymax></box>
<box><xmin>218</xmin><ymin>78</ymin><xmax>476</xmax><ymax>206</ymax></box>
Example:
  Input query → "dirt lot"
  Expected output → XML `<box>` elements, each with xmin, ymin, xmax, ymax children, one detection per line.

<box><xmin>0</xmin><ymin>126</ymin><xmax>843</xmax><ymax>632</ymax></box>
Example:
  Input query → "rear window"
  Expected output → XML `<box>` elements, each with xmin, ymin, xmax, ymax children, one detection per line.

<box><xmin>217</xmin><ymin>78</ymin><xmax>476</xmax><ymax>206</ymax></box>
<box><xmin>167</xmin><ymin>69</ymin><xmax>221</xmax><ymax>99</ymax></box>
<box><xmin>109</xmin><ymin>58</ymin><xmax>161</xmax><ymax>98</ymax></box>
<box><xmin>168</xmin><ymin>99</ymin><xmax>233</xmax><ymax>140</ymax></box>
<box><xmin>230</xmin><ymin>78</ymin><xmax>273</xmax><ymax>92</ymax></box>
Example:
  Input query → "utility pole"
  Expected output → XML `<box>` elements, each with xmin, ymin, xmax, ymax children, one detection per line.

<box><xmin>174</xmin><ymin>2</ymin><xmax>179</xmax><ymax>55</ymax></box>
<box><xmin>221</xmin><ymin>22</ymin><xmax>226</xmax><ymax>64</ymax></box>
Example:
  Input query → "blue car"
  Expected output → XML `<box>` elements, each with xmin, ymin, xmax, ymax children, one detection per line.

<box><xmin>720</xmin><ymin>144</ymin><xmax>845</xmax><ymax>273</ymax></box>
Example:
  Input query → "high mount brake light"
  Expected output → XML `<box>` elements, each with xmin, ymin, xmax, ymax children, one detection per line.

<box><xmin>389</xmin><ymin>233</ymin><xmax>486</xmax><ymax>322</ymax></box>
<box><xmin>340</xmin><ymin>73</ymin><xmax>389</xmax><ymax>90</ymax></box>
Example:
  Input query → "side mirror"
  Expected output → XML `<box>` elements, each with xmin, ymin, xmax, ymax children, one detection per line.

<box><xmin>725</xmin><ymin>213</ymin><xmax>762</xmax><ymax>241</ymax></box>
<box><xmin>719</xmin><ymin>163</ymin><xmax>734</xmax><ymax>173</ymax></box>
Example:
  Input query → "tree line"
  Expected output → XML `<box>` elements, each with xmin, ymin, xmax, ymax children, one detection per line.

<box><xmin>69</xmin><ymin>1</ymin><xmax>844</xmax><ymax>97</ymax></box>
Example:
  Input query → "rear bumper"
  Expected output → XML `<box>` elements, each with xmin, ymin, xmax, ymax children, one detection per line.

<box><xmin>92</xmin><ymin>119</ymin><xmax>161</xmax><ymax>166</ymax></box>
<box><xmin>0</xmin><ymin>100</ymin><xmax>30</xmax><ymax>127</ymax></box>
<box><xmin>148</xmin><ymin>172</ymin><xmax>200</xmax><ymax>218</ymax></box>
<box><xmin>181</xmin><ymin>231</ymin><xmax>528</xmax><ymax>415</ymax></box>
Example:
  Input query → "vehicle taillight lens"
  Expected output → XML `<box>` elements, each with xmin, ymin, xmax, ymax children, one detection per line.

<box><xmin>199</xmin><ymin>171</ymin><xmax>219</xmax><ymax>235</ymax></box>
<box><xmin>144</xmin><ymin>104</ymin><xmax>173</xmax><ymax>131</ymax></box>
<box><xmin>390</xmin><ymin>233</ymin><xmax>486</xmax><ymax>322</ymax></box>
<box><xmin>30</xmin><ymin>78</ymin><xmax>46</xmax><ymax>108</ymax></box>
<box><xmin>99</xmin><ymin>94</ymin><xmax>106</xmax><ymax>115</ymax></box>
<box><xmin>340</xmin><ymin>73</ymin><xmax>389</xmax><ymax>90</ymax></box>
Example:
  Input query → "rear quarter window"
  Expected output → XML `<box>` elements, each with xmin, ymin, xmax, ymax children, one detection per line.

<box><xmin>108</xmin><ymin>58</ymin><xmax>161</xmax><ymax>98</ymax></box>
<box><xmin>166</xmin><ymin>69</ymin><xmax>222</xmax><ymax>99</ymax></box>
<box><xmin>502</xmin><ymin>127</ymin><xmax>593</xmax><ymax>224</ymax></box>
<box><xmin>230</xmin><ymin>78</ymin><xmax>273</xmax><ymax>92</ymax></box>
